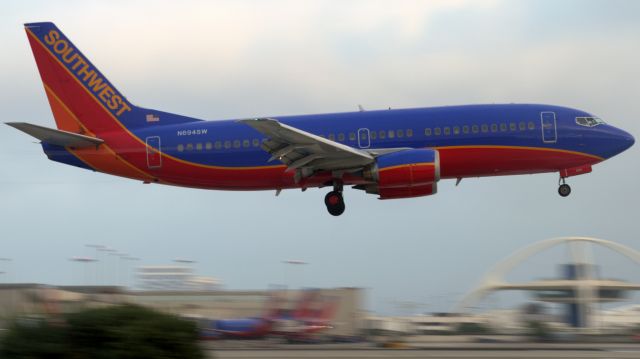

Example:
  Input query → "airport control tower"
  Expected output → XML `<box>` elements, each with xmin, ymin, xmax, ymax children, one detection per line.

<box><xmin>455</xmin><ymin>237</ymin><xmax>640</xmax><ymax>329</ymax></box>
<box><xmin>533</xmin><ymin>263</ymin><xmax>634</xmax><ymax>327</ymax></box>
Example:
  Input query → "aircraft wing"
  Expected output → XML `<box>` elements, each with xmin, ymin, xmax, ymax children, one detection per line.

<box><xmin>6</xmin><ymin>122</ymin><xmax>104</xmax><ymax>148</ymax></box>
<box><xmin>239</xmin><ymin>118</ymin><xmax>374</xmax><ymax>181</ymax></box>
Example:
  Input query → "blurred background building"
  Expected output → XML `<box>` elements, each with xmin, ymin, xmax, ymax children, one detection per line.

<box><xmin>0</xmin><ymin>285</ymin><xmax>364</xmax><ymax>339</ymax></box>
<box><xmin>2</xmin><ymin>237</ymin><xmax>640</xmax><ymax>340</ymax></box>
<box><xmin>137</xmin><ymin>265</ymin><xmax>221</xmax><ymax>291</ymax></box>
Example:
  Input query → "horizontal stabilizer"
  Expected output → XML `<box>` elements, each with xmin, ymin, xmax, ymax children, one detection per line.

<box><xmin>6</xmin><ymin>122</ymin><xmax>104</xmax><ymax>148</ymax></box>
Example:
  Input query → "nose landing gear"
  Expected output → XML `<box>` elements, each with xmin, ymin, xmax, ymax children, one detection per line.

<box><xmin>325</xmin><ymin>181</ymin><xmax>345</xmax><ymax>216</ymax></box>
<box><xmin>558</xmin><ymin>177</ymin><xmax>571</xmax><ymax>197</ymax></box>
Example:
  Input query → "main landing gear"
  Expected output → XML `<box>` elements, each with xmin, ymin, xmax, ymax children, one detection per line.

<box><xmin>325</xmin><ymin>181</ymin><xmax>345</xmax><ymax>216</ymax></box>
<box><xmin>558</xmin><ymin>177</ymin><xmax>571</xmax><ymax>197</ymax></box>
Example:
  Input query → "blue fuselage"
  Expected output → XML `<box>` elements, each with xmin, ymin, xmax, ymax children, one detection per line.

<box><xmin>129</xmin><ymin>103</ymin><xmax>633</xmax><ymax>176</ymax></box>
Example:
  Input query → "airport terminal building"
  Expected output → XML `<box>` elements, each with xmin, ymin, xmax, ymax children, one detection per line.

<box><xmin>0</xmin><ymin>284</ymin><xmax>365</xmax><ymax>338</ymax></box>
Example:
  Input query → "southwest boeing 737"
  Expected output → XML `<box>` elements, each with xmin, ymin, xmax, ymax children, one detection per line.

<box><xmin>9</xmin><ymin>22</ymin><xmax>634</xmax><ymax>215</ymax></box>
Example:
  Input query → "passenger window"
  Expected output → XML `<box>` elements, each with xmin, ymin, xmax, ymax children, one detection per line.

<box><xmin>509</xmin><ymin>123</ymin><xmax>517</xmax><ymax>131</ymax></box>
<box><xmin>500</xmin><ymin>123</ymin><xmax>507</xmax><ymax>132</ymax></box>
<box><xmin>434</xmin><ymin>127</ymin><xmax>441</xmax><ymax>136</ymax></box>
<box><xmin>519</xmin><ymin>121</ymin><xmax>526</xmax><ymax>131</ymax></box>
<box><xmin>177</xmin><ymin>144</ymin><xmax>184</xmax><ymax>152</ymax></box>
<box><xmin>349</xmin><ymin>132</ymin><xmax>356</xmax><ymax>141</ymax></box>
<box><xmin>196</xmin><ymin>143</ymin><xmax>203</xmax><ymax>151</ymax></box>
<box><xmin>388</xmin><ymin>130</ymin><xmax>395</xmax><ymax>139</ymax></box>
<box><xmin>232</xmin><ymin>140</ymin><xmax>240</xmax><ymax>148</ymax></box>
<box><xmin>205</xmin><ymin>142</ymin><xmax>212</xmax><ymax>150</ymax></box>
<box><xmin>338</xmin><ymin>133</ymin><xmax>345</xmax><ymax>141</ymax></box>
<box><xmin>481</xmin><ymin>124</ymin><xmax>488</xmax><ymax>133</ymax></box>
<box><xmin>215</xmin><ymin>141</ymin><xmax>222</xmax><ymax>149</ymax></box>
<box><xmin>186</xmin><ymin>143</ymin><xmax>194</xmax><ymax>151</ymax></box>
<box><xmin>252</xmin><ymin>139</ymin><xmax>260</xmax><ymax>147</ymax></box>
<box><xmin>224</xmin><ymin>141</ymin><xmax>231</xmax><ymax>149</ymax></box>
<box><xmin>528</xmin><ymin>121</ymin><xmax>535</xmax><ymax>130</ymax></box>
<box><xmin>453</xmin><ymin>126</ymin><xmax>460</xmax><ymax>135</ymax></box>
<box><xmin>370</xmin><ymin>131</ymin><xmax>377</xmax><ymax>140</ymax></box>
<box><xmin>379</xmin><ymin>130</ymin><xmax>386</xmax><ymax>139</ymax></box>
<box><xmin>425</xmin><ymin>128</ymin><xmax>432</xmax><ymax>136</ymax></box>
<box><xmin>472</xmin><ymin>125</ymin><xmax>479</xmax><ymax>133</ymax></box>
<box><xmin>406</xmin><ymin>129</ymin><xmax>413</xmax><ymax>137</ymax></box>
<box><xmin>243</xmin><ymin>139</ymin><xmax>250</xmax><ymax>148</ymax></box>
<box><xmin>443</xmin><ymin>127</ymin><xmax>451</xmax><ymax>136</ymax></box>
<box><xmin>328</xmin><ymin>134</ymin><xmax>335</xmax><ymax>141</ymax></box>
<box><xmin>490</xmin><ymin>124</ymin><xmax>498</xmax><ymax>132</ymax></box>
<box><xmin>463</xmin><ymin>125</ymin><xmax>470</xmax><ymax>134</ymax></box>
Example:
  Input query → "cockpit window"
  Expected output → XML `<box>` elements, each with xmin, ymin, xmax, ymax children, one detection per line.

<box><xmin>575</xmin><ymin>117</ymin><xmax>605</xmax><ymax>127</ymax></box>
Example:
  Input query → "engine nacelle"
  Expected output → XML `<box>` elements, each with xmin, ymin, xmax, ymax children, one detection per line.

<box><xmin>377</xmin><ymin>184</ymin><xmax>436</xmax><ymax>199</ymax></box>
<box><xmin>363</xmin><ymin>149</ymin><xmax>440</xmax><ymax>199</ymax></box>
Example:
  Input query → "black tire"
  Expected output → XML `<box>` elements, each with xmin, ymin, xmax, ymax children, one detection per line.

<box><xmin>558</xmin><ymin>184</ymin><xmax>571</xmax><ymax>197</ymax></box>
<box><xmin>325</xmin><ymin>191</ymin><xmax>345</xmax><ymax>216</ymax></box>
<box><xmin>329</xmin><ymin>201</ymin><xmax>345</xmax><ymax>216</ymax></box>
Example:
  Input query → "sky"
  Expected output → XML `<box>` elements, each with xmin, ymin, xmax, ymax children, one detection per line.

<box><xmin>0</xmin><ymin>0</ymin><xmax>639</xmax><ymax>315</ymax></box>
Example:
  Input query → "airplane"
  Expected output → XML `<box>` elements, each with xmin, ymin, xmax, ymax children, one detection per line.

<box><xmin>273</xmin><ymin>294</ymin><xmax>340</xmax><ymax>342</ymax></box>
<box><xmin>200</xmin><ymin>291</ymin><xmax>285</xmax><ymax>339</ymax></box>
<box><xmin>202</xmin><ymin>289</ymin><xmax>322</xmax><ymax>339</ymax></box>
<box><xmin>9</xmin><ymin>22</ymin><xmax>635</xmax><ymax>216</ymax></box>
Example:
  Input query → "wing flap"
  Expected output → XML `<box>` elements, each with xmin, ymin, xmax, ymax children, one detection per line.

<box><xmin>6</xmin><ymin>122</ymin><xmax>104</xmax><ymax>148</ymax></box>
<box><xmin>239</xmin><ymin>118</ymin><xmax>373</xmax><ymax>175</ymax></box>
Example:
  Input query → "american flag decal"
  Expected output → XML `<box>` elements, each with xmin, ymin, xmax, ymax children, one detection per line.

<box><xmin>146</xmin><ymin>114</ymin><xmax>160</xmax><ymax>122</ymax></box>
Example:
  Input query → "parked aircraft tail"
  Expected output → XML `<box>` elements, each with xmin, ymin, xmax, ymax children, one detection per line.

<box><xmin>291</xmin><ymin>289</ymin><xmax>321</xmax><ymax>320</ymax></box>
<box><xmin>315</xmin><ymin>295</ymin><xmax>339</xmax><ymax>322</ymax></box>
<box><xmin>263</xmin><ymin>290</ymin><xmax>286</xmax><ymax>320</ymax></box>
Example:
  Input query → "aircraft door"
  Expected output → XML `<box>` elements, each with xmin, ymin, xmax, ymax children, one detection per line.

<box><xmin>145</xmin><ymin>136</ymin><xmax>162</xmax><ymax>169</ymax></box>
<box><xmin>541</xmin><ymin>112</ymin><xmax>557</xmax><ymax>143</ymax></box>
<box><xmin>357</xmin><ymin>128</ymin><xmax>370</xmax><ymax>148</ymax></box>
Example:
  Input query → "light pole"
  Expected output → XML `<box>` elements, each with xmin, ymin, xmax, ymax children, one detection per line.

<box><xmin>107</xmin><ymin>251</ymin><xmax>123</xmax><ymax>286</ymax></box>
<box><xmin>117</xmin><ymin>253</ymin><xmax>128</xmax><ymax>287</ymax></box>
<box><xmin>174</xmin><ymin>259</ymin><xmax>196</xmax><ymax>291</ymax></box>
<box><xmin>174</xmin><ymin>258</ymin><xmax>196</xmax><ymax>264</ymax></box>
<box><xmin>98</xmin><ymin>247</ymin><xmax>117</xmax><ymax>285</ymax></box>
<box><xmin>86</xmin><ymin>245</ymin><xmax>104</xmax><ymax>285</ymax></box>
<box><xmin>69</xmin><ymin>257</ymin><xmax>97</xmax><ymax>285</ymax></box>
<box><xmin>282</xmin><ymin>259</ymin><xmax>307</xmax><ymax>290</ymax></box>
<box><xmin>0</xmin><ymin>258</ymin><xmax>12</xmax><ymax>283</ymax></box>
<box><xmin>122</xmin><ymin>256</ymin><xmax>140</xmax><ymax>289</ymax></box>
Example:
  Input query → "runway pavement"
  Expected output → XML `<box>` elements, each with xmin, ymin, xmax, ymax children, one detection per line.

<box><xmin>211</xmin><ymin>349</ymin><xmax>640</xmax><ymax>359</ymax></box>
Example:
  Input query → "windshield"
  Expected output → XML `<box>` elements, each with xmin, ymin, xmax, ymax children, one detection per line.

<box><xmin>575</xmin><ymin>117</ymin><xmax>605</xmax><ymax>127</ymax></box>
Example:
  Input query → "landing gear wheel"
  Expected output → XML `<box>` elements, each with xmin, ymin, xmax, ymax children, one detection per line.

<box><xmin>558</xmin><ymin>183</ymin><xmax>571</xmax><ymax>197</ymax></box>
<box><xmin>325</xmin><ymin>191</ymin><xmax>345</xmax><ymax>216</ymax></box>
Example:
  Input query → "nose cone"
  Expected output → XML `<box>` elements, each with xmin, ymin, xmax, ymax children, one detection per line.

<box><xmin>607</xmin><ymin>126</ymin><xmax>635</xmax><ymax>157</ymax></box>
<box><xmin>618</xmin><ymin>128</ymin><xmax>634</xmax><ymax>152</ymax></box>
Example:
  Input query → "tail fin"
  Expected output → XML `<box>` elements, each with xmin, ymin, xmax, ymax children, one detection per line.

<box><xmin>24</xmin><ymin>22</ymin><xmax>199</xmax><ymax>136</ymax></box>
<box><xmin>315</xmin><ymin>296</ymin><xmax>339</xmax><ymax>322</ymax></box>
<box><xmin>292</xmin><ymin>289</ymin><xmax>321</xmax><ymax>320</ymax></box>
<box><xmin>262</xmin><ymin>291</ymin><xmax>285</xmax><ymax>320</ymax></box>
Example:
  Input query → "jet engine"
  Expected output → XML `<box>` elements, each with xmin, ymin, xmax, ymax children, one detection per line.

<box><xmin>362</xmin><ymin>149</ymin><xmax>440</xmax><ymax>199</ymax></box>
